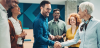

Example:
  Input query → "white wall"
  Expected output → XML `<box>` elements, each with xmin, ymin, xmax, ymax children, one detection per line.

<box><xmin>90</xmin><ymin>0</ymin><xmax>100</xmax><ymax>20</ymax></box>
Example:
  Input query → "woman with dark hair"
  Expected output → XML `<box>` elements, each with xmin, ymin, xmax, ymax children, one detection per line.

<box><xmin>7</xmin><ymin>4</ymin><xmax>27</xmax><ymax>48</ymax></box>
<box><xmin>66</xmin><ymin>13</ymin><xmax>82</xmax><ymax>48</ymax></box>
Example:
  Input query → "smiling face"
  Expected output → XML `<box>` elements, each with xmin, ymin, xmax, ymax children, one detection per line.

<box><xmin>11</xmin><ymin>4</ymin><xmax>21</xmax><ymax>15</ymax></box>
<box><xmin>41</xmin><ymin>4</ymin><xmax>51</xmax><ymax>17</ymax></box>
<box><xmin>53</xmin><ymin>11</ymin><xmax>60</xmax><ymax>20</ymax></box>
<box><xmin>70</xmin><ymin>17</ymin><xmax>76</xmax><ymax>26</ymax></box>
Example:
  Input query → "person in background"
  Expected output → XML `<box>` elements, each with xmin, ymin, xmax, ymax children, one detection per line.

<box><xmin>7</xmin><ymin>4</ymin><xmax>27</xmax><ymax>48</ymax></box>
<box><xmin>48</xmin><ymin>8</ymin><xmax>67</xmax><ymax>48</ymax></box>
<box><xmin>66</xmin><ymin>13</ymin><xmax>81</xmax><ymax>48</ymax></box>
<box><xmin>0</xmin><ymin>0</ymin><xmax>18</xmax><ymax>48</ymax></box>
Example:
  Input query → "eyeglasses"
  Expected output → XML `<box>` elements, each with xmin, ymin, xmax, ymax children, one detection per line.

<box><xmin>54</xmin><ymin>13</ymin><xmax>60</xmax><ymax>15</ymax></box>
<box><xmin>47</xmin><ymin>8</ymin><xmax>51</xmax><ymax>11</ymax></box>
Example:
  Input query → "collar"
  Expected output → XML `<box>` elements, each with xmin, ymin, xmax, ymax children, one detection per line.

<box><xmin>0</xmin><ymin>4</ymin><xmax>7</xmax><ymax>13</ymax></box>
<box><xmin>52</xmin><ymin>19</ymin><xmax>60</xmax><ymax>23</ymax></box>
<box><xmin>83</xmin><ymin>16</ymin><xmax>93</xmax><ymax>24</ymax></box>
<box><xmin>9</xmin><ymin>17</ymin><xmax>19</xmax><ymax>24</ymax></box>
<box><xmin>39</xmin><ymin>13</ymin><xmax>47</xmax><ymax>20</ymax></box>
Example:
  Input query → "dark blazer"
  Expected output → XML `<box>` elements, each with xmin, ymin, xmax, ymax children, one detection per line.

<box><xmin>8</xmin><ymin>19</ymin><xmax>24</xmax><ymax>48</ymax></box>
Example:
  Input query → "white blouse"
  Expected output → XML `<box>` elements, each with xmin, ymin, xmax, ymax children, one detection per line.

<box><xmin>9</xmin><ymin>17</ymin><xmax>22</xmax><ymax>44</ymax></box>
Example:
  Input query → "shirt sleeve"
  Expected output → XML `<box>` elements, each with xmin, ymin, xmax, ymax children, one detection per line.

<box><xmin>97</xmin><ymin>22</ymin><xmax>100</xmax><ymax>48</ymax></box>
<box><xmin>33</xmin><ymin>19</ymin><xmax>55</xmax><ymax>46</ymax></box>
<box><xmin>63</xmin><ymin>22</ymin><xmax>67</xmax><ymax>34</ymax></box>
<box><xmin>48</xmin><ymin>22</ymin><xmax>51</xmax><ymax>35</ymax></box>
<box><xmin>61</xmin><ymin>28</ymin><xmax>80</xmax><ymax>47</ymax></box>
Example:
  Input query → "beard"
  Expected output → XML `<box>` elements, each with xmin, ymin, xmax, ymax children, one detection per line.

<box><xmin>42</xmin><ymin>12</ymin><xmax>49</xmax><ymax>18</ymax></box>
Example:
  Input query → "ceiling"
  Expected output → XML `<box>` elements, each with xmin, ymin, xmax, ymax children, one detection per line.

<box><xmin>19</xmin><ymin>0</ymin><xmax>90</xmax><ymax>5</ymax></box>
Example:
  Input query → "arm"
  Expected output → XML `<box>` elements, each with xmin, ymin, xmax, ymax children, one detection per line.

<box><xmin>97</xmin><ymin>22</ymin><xmax>100</xmax><ymax>48</ymax></box>
<box><xmin>33</xmin><ymin>20</ymin><xmax>55</xmax><ymax>46</ymax></box>
<box><xmin>8</xmin><ymin>20</ymin><xmax>19</xmax><ymax>42</ymax></box>
<box><xmin>53</xmin><ymin>23</ymin><xmax>67</xmax><ymax>41</ymax></box>
<box><xmin>62</xmin><ymin>23</ymin><xmax>67</xmax><ymax>37</ymax></box>
<box><xmin>61</xmin><ymin>28</ymin><xmax>80</xmax><ymax>47</ymax></box>
<box><xmin>78</xmin><ymin>40</ymin><xmax>81</xmax><ymax>44</ymax></box>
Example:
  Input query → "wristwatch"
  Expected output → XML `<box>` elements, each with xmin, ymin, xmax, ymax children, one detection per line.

<box><xmin>62</xmin><ymin>35</ymin><xmax>63</xmax><ymax>38</ymax></box>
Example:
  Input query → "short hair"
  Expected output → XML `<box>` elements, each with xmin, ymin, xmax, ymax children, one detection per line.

<box><xmin>53</xmin><ymin>9</ymin><xmax>60</xmax><ymax>13</ymax></box>
<box><xmin>67</xmin><ymin>13</ymin><xmax>82</xmax><ymax>26</ymax></box>
<box><xmin>79</xmin><ymin>2</ymin><xmax>94</xmax><ymax>15</ymax></box>
<box><xmin>40</xmin><ymin>0</ymin><xmax>51</xmax><ymax>7</ymax></box>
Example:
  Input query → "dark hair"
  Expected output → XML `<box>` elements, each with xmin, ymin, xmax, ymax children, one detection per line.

<box><xmin>53</xmin><ymin>9</ymin><xmax>60</xmax><ymax>13</ymax></box>
<box><xmin>7</xmin><ymin>7</ymin><xmax>13</xmax><ymax>18</ymax></box>
<box><xmin>7</xmin><ymin>3</ymin><xmax>19</xmax><ymax>18</ymax></box>
<box><xmin>40</xmin><ymin>0</ymin><xmax>51</xmax><ymax>7</ymax></box>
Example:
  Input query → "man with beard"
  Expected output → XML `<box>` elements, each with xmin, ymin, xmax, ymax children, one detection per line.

<box><xmin>48</xmin><ymin>9</ymin><xmax>67</xmax><ymax>48</ymax></box>
<box><xmin>0</xmin><ymin>0</ymin><xmax>18</xmax><ymax>48</ymax></box>
<box><xmin>33</xmin><ymin>1</ymin><xmax>60</xmax><ymax>48</ymax></box>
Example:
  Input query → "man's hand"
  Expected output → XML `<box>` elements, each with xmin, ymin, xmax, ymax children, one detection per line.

<box><xmin>49</xmin><ymin>34</ymin><xmax>55</xmax><ymax>40</ymax></box>
<box><xmin>62</xmin><ymin>33</ymin><xmax>66</xmax><ymax>37</ymax></box>
<box><xmin>54</xmin><ymin>41</ymin><xmax>61</xmax><ymax>48</ymax></box>
<box><xmin>54</xmin><ymin>35</ymin><xmax>62</xmax><ymax>41</ymax></box>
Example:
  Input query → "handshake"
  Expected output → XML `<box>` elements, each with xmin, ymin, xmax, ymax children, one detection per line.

<box><xmin>49</xmin><ymin>35</ymin><xmax>64</xmax><ymax>48</ymax></box>
<box><xmin>49</xmin><ymin>34</ymin><xmax>66</xmax><ymax>41</ymax></box>
<box><xmin>54</xmin><ymin>41</ymin><xmax>62</xmax><ymax>48</ymax></box>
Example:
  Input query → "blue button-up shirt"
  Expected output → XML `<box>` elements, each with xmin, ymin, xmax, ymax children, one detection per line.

<box><xmin>33</xmin><ymin>13</ymin><xmax>54</xmax><ymax>48</ymax></box>
<box><xmin>61</xmin><ymin>17</ymin><xmax>100</xmax><ymax>48</ymax></box>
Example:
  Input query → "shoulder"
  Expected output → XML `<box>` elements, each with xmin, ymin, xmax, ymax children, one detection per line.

<box><xmin>95</xmin><ymin>19</ymin><xmax>100</xmax><ymax>27</ymax></box>
<box><xmin>18</xmin><ymin>20</ymin><xmax>22</xmax><ymax>24</ymax></box>
<box><xmin>33</xmin><ymin>17</ymin><xmax>43</xmax><ymax>27</ymax></box>
<box><xmin>91</xmin><ymin>18</ymin><xmax>100</xmax><ymax>26</ymax></box>
<box><xmin>33</xmin><ymin>16</ymin><xmax>43</xmax><ymax>23</ymax></box>
<box><xmin>59</xmin><ymin>19</ymin><xmax>66</xmax><ymax>25</ymax></box>
<box><xmin>48</xmin><ymin>20</ymin><xmax>53</xmax><ymax>24</ymax></box>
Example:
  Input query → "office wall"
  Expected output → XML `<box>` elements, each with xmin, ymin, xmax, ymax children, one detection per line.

<box><xmin>18</xmin><ymin>3</ymin><xmax>65</xmax><ymax>29</ymax></box>
<box><xmin>90</xmin><ymin>0</ymin><xmax>100</xmax><ymax>20</ymax></box>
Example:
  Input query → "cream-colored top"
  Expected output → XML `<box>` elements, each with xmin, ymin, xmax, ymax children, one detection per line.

<box><xmin>9</xmin><ymin>17</ymin><xmax>22</xmax><ymax>44</ymax></box>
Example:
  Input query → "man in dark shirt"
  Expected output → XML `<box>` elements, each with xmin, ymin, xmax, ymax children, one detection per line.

<box><xmin>33</xmin><ymin>0</ymin><xmax>60</xmax><ymax>48</ymax></box>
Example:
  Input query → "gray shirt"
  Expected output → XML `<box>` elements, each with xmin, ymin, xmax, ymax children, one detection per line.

<box><xmin>48</xmin><ymin>19</ymin><xmax>67</xmax><ymax>48</ymax></box>
<box><xmin>48</xmin><ymin>19</ymin><xmax>67</xmax><ymax>41</ymax></box>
